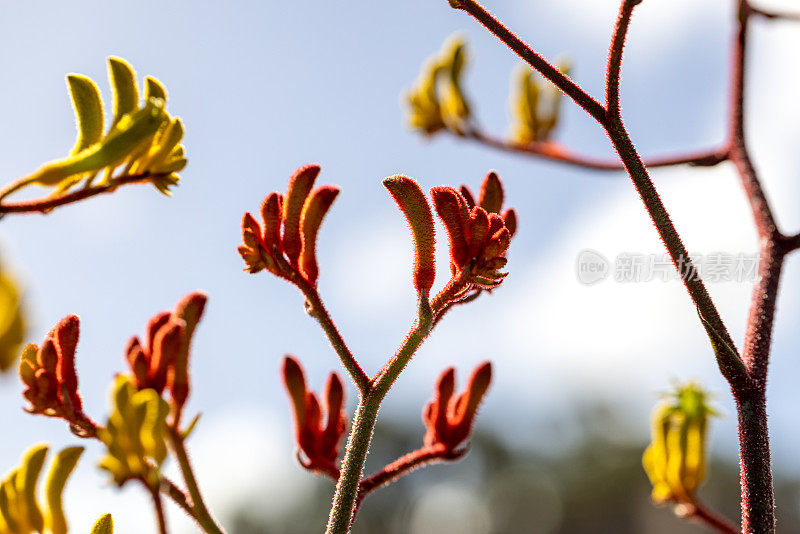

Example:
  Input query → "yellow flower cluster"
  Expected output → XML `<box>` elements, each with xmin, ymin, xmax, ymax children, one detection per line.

<box><xmin>509</xmin><ymin>61</ymin><xmax>570</xmax><ymax>144</ymax></box>
<box><xmin>406</xmin><ymin>35</ymin><xmax>471</xmax><ymax>135</ymax></box>
<box><xmin>642</xmin><ymin>382</ymin><xmax>717</xmax><ymax>504</ymax></box>
<box><xmin>6</xmin><ymin>57</ymin><xmax>186</xmax><ymax>199</ymax></box>
<box><xmin>0</xmin><ymin>444</ymin><xmax>83</xmax><ymax>534</ymax></box>
<box><xmin>97</xmin><ymin>376</ymin><xmax>169</xmax><ymax>490</ymax></box>
<box><xmin>0</xmin><ymin>265</ymin><xmax>24</xmax><ymax>372</ymax></box>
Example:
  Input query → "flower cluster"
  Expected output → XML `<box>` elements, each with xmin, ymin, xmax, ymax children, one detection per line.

<box><xmin>282</xmin><ymin>356</ymin><xmax>347</xmax><ymax>477</ymax></box>
<box><xmin>406</xmin><ymin>35</ymin><xmax>471</xmax><ymax>135</ymax></box>
<box><xmin>0</xmin><ymin>265</ymin><xmax>25</xmax><ymax>372</ymax></box>
<box><xmin>642</xmin><ymin>382</ymin><xmax>718</xmax><ymax>505</ymax></box>
<box><xmin>432</xmin><ymin>171</ymin><xmax>517</xmax><ymax>289</ymax></box>
<box><xmin>239</xmin><ymin>164</ymin><xmax>339</xmax><ymax>287</ymax></box>
<box><xmin>510</xmin><ymin>62</ymin><xmax>570</xmax><ymax>144</ymax></box>
<box><xmin>124</xmin><ymin>292</ymin><xmax>207</xmax><ymax>421</ymax></box>
<box><xmin>0</xmin><ymin>444</ymin><xmax>84</xmax><ymax>534</ymax></box>
<box><xmin>97</xmin><ymin>376</ymin><xmax>169</xmax><ymax>489</ymax></box>
<box><xmin>383</xmin><ymin>171</ymin><xmax>517</xmax><ymax>310</ymax></box>
<box><xmin>4</xmin><ymin>57</ymin><xmax>186</xmax><ymax>200</ymax></box>
<box><xmin>422</xmin><ymin>362</ymin><xmax>492</xmax><ymax>452</ymax></box>
<box><xmin>19</xmin><ymin>316</ymin><xmax>94</xmax><ymax>436</ymax></box>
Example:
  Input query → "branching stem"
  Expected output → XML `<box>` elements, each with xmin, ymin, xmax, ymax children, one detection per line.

<box><xmin>450</xmin><ymin>0</ymin><xmax>800</xmax><ymax>531</ymax></box>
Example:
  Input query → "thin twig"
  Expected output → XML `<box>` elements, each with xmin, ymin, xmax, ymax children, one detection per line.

<box><xmin>149</xmin><ymin>484</ymin><xmax>169</xmax><ymax>534</ymax></box>
<box><xmin>462</xmin><ymin>128</ymin><xmax>729</xmax><ymax>171</ymax></box>
<box><xmin>750</xmin><ymin>5</ymin><xmax>800</xmax><ymax>21</ymax></box>
<box><xmin>297</xmin><ymin>280</ymin><xmax>371</xmax><ymax>394</ymax></box>
<box><xmin>357</xmin><ymin>444</ymin><xmax>460</xmax><ymax>498</ymax></box>
<box><xmin>450</xmin><ymin>0</ymin><xmax>607</xmax><ymax>124</ymax></box>
<box><xmin>0</xmin><ymin>173</ymin><xmax>156</xmax><ymax>215</ymax></box>
<box><xmin>679</xmin><ymin>502</ymin><xmax>741</xmax><ymax>534</ymax></box>
<box><xmin>161</xmin><ymin>476</ymin><xmax>195</xmax><ymax>518</ymax></box>
<box><xmin>785</xmin><ymin>233</ymin><xmax>800</xmax><ymax>252</ymax></box>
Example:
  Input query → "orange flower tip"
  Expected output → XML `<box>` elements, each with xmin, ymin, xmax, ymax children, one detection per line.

<box><xmin>56</xmin><ymin>315</ymin><xmax>81</xmax><ymax>335</ymax></box>
<box><xmin>479</xmin><ymin>171</ymin><xmax>504</xmax><ymax>214</ymax></box>
<box><xmin>282</xmin><ymin>356</ymin><xmax>307</xmax><ymax>392</ymax></box>
<box><xmin>325</xmin><ymin>372</ymin><xmax>345</xmax><ymax>410</ymax></box>
<box><xmin>174</xmin><ymin>291</ymin><xmax>208</xmax><ymax>333</ymax></box>
<box><xmin>502</xmin><ymin>208</ymin><xmax>517</xmax><ymax>237</ymax></box>
<box><xmin>38</xmin><ymin>340</ymin><xmax>59</xmax><ymax>372</ymax></box>
<box><xmin>242</xmin><ymin>212</ymin><xmax>261</xmax><ymax>232</ymax></box>
<box><xmin>147</xmin><ymin>312</ymin><xmax>172</xmax><ymax>349</ymax></box>
<box><xmin>260</xmin><ymin>192</ymin><xmax>283</xmax><ymax>220</ymax></box>
<box><xmin>431</xmin><ymin>186</ymin><xmax>470</xmax><ymax>267</ymax></box>
<box><xmin>383</xmin><ymin>175</ymin><xmax>436</xmax><ymax>295</ymax></box>
<box><xmin>459</xmin><ymin>185</ymin><xmax>476</xmax><ymax>208</ymax></box>
<box><xmin>436</xmin><ymin>367</ymin><xmax>456</xmax><ymax>396</ymax></box>
<box><xmin>283</xmin><ymin>165</ymin><xmax>322</xmax><ymax>264</ymax></box>
<box><xmin>471</xmin><ymin>361</ymin><xmax>493</xmax><ymax>391</ymax></box>
<box><xmin>297</xmin><ymin>186</ymin><xmax>339</xmax><ymax>285</ymax></box>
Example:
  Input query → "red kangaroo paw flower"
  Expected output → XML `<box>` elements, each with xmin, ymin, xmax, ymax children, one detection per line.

<box><xmin>431</xmin><ymin>186</ymin><xmax>470</xmax><ymax>268</ymax></box>
<box><xmin>170</xmin><ymin>292</ymin><xmax>207</xmax><ymax>411</ymax></box>
<box><xmin>282</xmin><ymin>356</ymin><xmax>308</xmax><ymax>429</ymax></box>
<box><xmin>422</xmin><ymin>362</ymin><xmax>492</xmax><ymax>452</ymax></box>
<box><xmin>261</xmin><ymin>192</ymin><xmax>284</xmax><ymax>256</ymax></box>
<box><xmin>478</xmin><ymin>171</ymin><xmax>504</xmax><ymax>214</ymax></box>
<box><xmin>502</xmin><ymin>208</ymin><xmax>517</xmax><ymax>238</ymax></box>
<box><xmin>467</xmin><ymin>206</ymin><xmax>490</xmax><ymax>258</ymax></box>
<box><xmin>123</xmin><ymin>293</ymin><xmax>207</xmax><ymax>425</ymax></box>
<box><xmin>459</xmin><ymin>185</ymin><xmax>476</xmax><ymax>208</ymax></box>
<box><xmin>430</xmin><ymin>172</ymin><xmax>518</xmax><ymax>312</ymax></box>
<box><xmin>282</xmin><ymin>355</ymin><xmax>347</xmax><ymax>476</ymax></box>
<box><xmin>383</xmin><ymin>175</ymin><xmax>436</xmax><ymax>297</ymax></box>
<box><xmin>149</xmin><ymin>319</ymin><xmax>184</xmax><ymax>394</ymax></box>
<box><xmin>299</xmin><ymin>185</ymin><xmax>340</xmax><ymax>285</ymax></box>
<box><xmin>20</xmin><ymin>316</ymin><xmax>95</xmax><ymax>435</ymax></box>
<box><xmin>240</xmin><ymin>164</ymin><xmax>340</xmax><ymax>287</ymax></box>
<box><xmin>282</xmin><ymin>164</ymin><xmax>321</xmax><ymax>267</ymax></box>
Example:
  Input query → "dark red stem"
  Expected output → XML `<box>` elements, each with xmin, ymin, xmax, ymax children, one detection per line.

<box><xmin>0</xmin><ymin>173</ymin><xmax>154</xmax><ymax>215</ymax></box>
<box><xmin>463</xmin><ymin>128</ymin><xmax>729</xmax><ymax>171</ymax></box>
<box><xmin>684</xmin><ymin>501</ymin><xmax>741</xmax><ymax>534</ymax></box>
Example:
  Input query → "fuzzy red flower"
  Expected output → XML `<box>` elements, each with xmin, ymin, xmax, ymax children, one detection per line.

<box><xmin>282</xmin><ymin>355</ymin><xmax>347</xmax><ymax>477</ymax></box>
<box><xmin>124</xmin><ymin>292</ymin><xmax>207</xmax><ymax>419</ymax></box>
<box><xmin>422</xmin><ymin>361</ymin><xmax>492</xmax><ymax>452</ymax></box>
<box><xmin>431</xmin><ymin>171</ymin><xmax>516</xmax><ymax>290</ymax></box>
<box><xmin>19</xmin><ymin>316</ymin><xmax>95</xmax><ymax>436</ymax></box>
<box><xmin>238</xmin><ymin>164</ymin><xmax>339</xmax><ymax>287</ymax></box>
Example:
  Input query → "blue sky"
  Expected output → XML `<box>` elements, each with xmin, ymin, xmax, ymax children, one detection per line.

<box><xmin>0</xmin><ymin>0</ymin><xmax>798</xmax><ymax>531</ymax></box>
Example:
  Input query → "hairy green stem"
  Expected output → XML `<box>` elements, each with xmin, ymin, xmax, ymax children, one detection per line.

<box><xmin>168</xmin><ymin>430</ymin><xmax>225</xmax><ymax>534</ymax></box>
<box><xmin>325</xmin><ymin>297</ymin><xmax>433</xmax><ymax>533</ymax></box>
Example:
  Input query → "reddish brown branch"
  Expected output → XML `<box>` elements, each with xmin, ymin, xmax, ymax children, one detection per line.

<box><xmin>453</xmin><ymin>1</ymin><xmax>786</xmax><ymax>531</ymax></box>
<box><xmin>750</xmin><ymin>5</ymin><xmax>800</xmax><ymax>22</ymax></box>
<box><xmin>785</xmin><ymin>233</ymin><xmax>800</xmax><ymax>252</ymax></box>
<box><xmin>462</xmin><ymin>128</ymin><xmax>729</xmax><ymax>171</ymax></box>
<box><xmin>355</xmin><ymin>443</ymin><xmax>464</xmax><ymax>513</ymax></box>
<box><xmin>679</xmin><ymin>502</ymin><xmax>741</xmax><ymax>534</ymax></box>
<box><xmin>0</xmin><ymin>173</ymin><xmax>154</xmax><ymax>216</ymax></box>
<box><xmin>451</xmin><ymin>0</ymin><xmax>607</xmax><ymax>124</ymax></box>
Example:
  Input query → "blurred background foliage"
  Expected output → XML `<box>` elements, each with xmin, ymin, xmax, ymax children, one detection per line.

<box><xmin>227</xmin><ymin>408</ymin><xmax>800</xmax><ymax>533</ymax></box>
